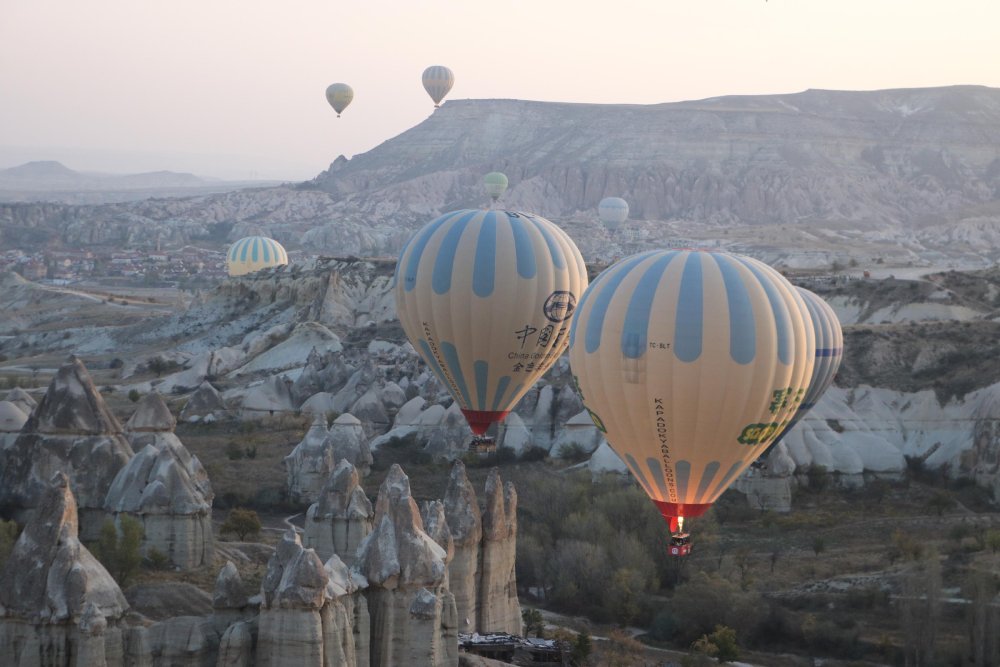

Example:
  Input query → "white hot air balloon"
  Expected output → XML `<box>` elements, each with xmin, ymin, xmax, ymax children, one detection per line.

<box><xmin>569</xmin><ymin>249</ymin><xmax>814</xmax><ymax>554</ymax></box>
<box><xmin>395</xmin><ymin>209</ymin><xmax>588</xmax><ymax>448</ymax></box>
<box><xmin>598</xmin><ymin>197</ymin><xmax>629</xmax><ymax>232</ymax></box>
<box><xmin>484</xmin><ymin>172</ymin><xmax>508</xmax><ymax>204</ymax></box>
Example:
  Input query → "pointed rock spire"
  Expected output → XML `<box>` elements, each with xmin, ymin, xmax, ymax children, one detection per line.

<box><xmin>125</xmin><ymin>392</ymin><xmax>176</xmax><ymax>433</ymax></box>
<box><xmin>28</xmin><ymin>356</ymin><xmax>123</xmax><ymax>435</ymax></box>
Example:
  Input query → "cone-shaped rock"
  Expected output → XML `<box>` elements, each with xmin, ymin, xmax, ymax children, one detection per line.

<box><xmin>477</xmin><ymin>469</ymin><xmax>521</xmax><ymax>634</ymax></box>
<box><xmin>329</xmin><ymin>413</ymin><xmax>373</xmax><ymax>477</ymax></box>
<box><xmin>179</xmin><ymin>380</ymin><xmax>227</xmax><ymax>423</ymax></box>
<box><xmin>285</xmin><ymin>415</ymin><xmax>334</xmax><ymax>505</ymax></box>
<box><xmin>5</xmin><ymin>386</ymin><xmax>37</xmax><ymax>416</ymax></box>
<box><xmin>0</xmin><ymin>357</ymin><xmax>133</xmax><ymax>539</ymax></box>
<box><xmin>443</xmin><ymin>461</ymin><xmax>480</xmax><ymax>629</ymax></box>
<box><xmin>304</xmin><ymin>459</ymin><xmax>374</xmax><ymax>567</ymax></box>
<box><xmin>125</xmin><ymin>392</ymin><xmax>177</xmax><ymax>433</ymax></box>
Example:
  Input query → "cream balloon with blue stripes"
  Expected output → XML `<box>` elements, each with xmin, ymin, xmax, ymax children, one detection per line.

<box><xmin>395</xmin><ymin>209</ymin><xmax>588</xmax><ymax>435</ymax></box>
<box><xmin>422</xmin><ymin>66</ymin><xmax>454</xmax><ymax>107</ymax></box>
<box><xmin>762</xmin><ymin>286</ymin><xmax>843</xmax><ymax>455</ymax></box>
<box><xmin>598</xmin><ymin>197</ymin><xmax>629</xmax><ymax>231</ymax></box>
<box><xmin>226</xmin><ymin>236</ymin><xmax>289</xmax><ymax>277</ymax></box>
<box><xmin>568</xmin><ymin>250</ymin><xmax>814</xmax><ymax>528</ymax></box>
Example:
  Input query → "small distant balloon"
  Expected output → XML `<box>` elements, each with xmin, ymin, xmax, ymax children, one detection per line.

<box><xmin>325</xmin><ymin>83</ymin><xmax>354</xmax><ymax>117</ymax></box>
<box><xmin>422</xmin><ymin>66</ymin><xmax>454</xmax><ymax>107</ymax></box>
<box><xmin>598</xmin><ymin>197</ymin><xmax>629</xmax><ymax>232</ymax></box>
<box><xmin>484</xmin><ymin>172</ymin><xmax>508</xmax><ymax>203</ymax></box>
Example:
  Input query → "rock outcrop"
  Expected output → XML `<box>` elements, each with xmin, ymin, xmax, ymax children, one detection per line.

<box><xmin>0</xmin><ymin>473</ymin><xmax>129</xmax><ymax>667</ymax></box>
<box><xmin>303</xmin><ymin>459</ymin><xmax>374</xmax><ymax>566</ymax></box>
<box><xmin>443</xmin><ymin>462</ymin><xmax>481</xmax><ymax>631</ymax></box>
<box><xmin>285</xmin><ymin>416</ymin><xmax>335</xmax><ymax>505</ymax></box>
<box><xmin>477</xmin><ymin>469</ymin><xmax>521</xmax><ymax>635</ymax></box>
<box><xmin>257</xmin><ymin>530</ymin><xmax>368</xmax><ymax>667</ymax></box>
<box><xmin>0</xmin><ymin>400</ymin><xmax>27</xmax><ymax>450</ymax></box>
<box><xmin>0</xmin><ymin>357</ymin><xmax>133</xmax><ymax>539</ymax></box>
<box><xmin>5</xmin><ymin>386</ymin><xmax>37</xmax><ymax>416</ymax></box>
<box><xmin>357</xmin><ymin>465</ymin><xmax>458</xmax><ymax>667</ymax></box>
<box><xmin>241</xmin><ymin>374</ymin><xmax>295</xmax><ymax>419</ymax></box>
<box><xmin>104</xmin><ymin>393</ymin><xmax>214</xmax><ymax>569</ymax></box>
<box><xmin>329</xmin><ymin>413</ymin><xmax>374</xmax><ymax>477</ymax></box>
<box><xmin>179</xmin><ymin>380</ymin><xmax>228</xmax><ymax>423</ymax></box>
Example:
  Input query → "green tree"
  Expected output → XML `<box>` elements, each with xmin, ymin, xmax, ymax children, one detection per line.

<box><xmin>92</xmin><ymin>516</ymin><xmax>144</xmax><ymax>585</ymax></box>
<box><xmin>985</xmin><ymin>529</ymin><xmax>1000</xmax><ymax>554</ymax></box>
<box><xmin>522</xmin><ymin>608</ymin><xmax>545</xmax><ymax>637</ymax></box>
<box><xmin>927</xmin><ymin>491</ymin><xmax>955</xmax><ymax>517</ymax></box>
<box><xmin>571</xmin><ymin>631</ymin><xmax>593</xmax><ymax>666</ymax></box>
<box><xmin>128</xmin><ymin>389</ymin><xmax>141</xmax><ymax>403</ymax></box>
<box><xmin>221</xmin><ymin>508</ymin><xmax>262</xmax><ymax>541</ymax></box>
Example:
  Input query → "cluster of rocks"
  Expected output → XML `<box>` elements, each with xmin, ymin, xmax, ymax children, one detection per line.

<box><xmin>0</xmin><ymin>458</ymin><xmax>520</xmax><ymax>667</ymax></box>
<box><xmin>0</xmin><ymin>358</ymin><xmax>215</xmax><ymax>567</ymax></box>
<box><xmin>286</xmin><ymin>413</ymin><xmax>373</xmax><ymax>505</ymax></box>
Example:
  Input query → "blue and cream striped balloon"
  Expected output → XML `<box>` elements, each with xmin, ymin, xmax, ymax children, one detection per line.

<box><xmin>422</xmin><ymin>65</ymin><xmax>454</xmax><ymax>107</ymax></box>
<box><xmin>395</xmin><ymin>209</ymin><xmax>588</xmax><ymax>435</ymax></box>
<box><xmin>762</xmin><ymin>286</ymin><xmax>843</xmax><ymax>455</ymax></box>
<box><xmin>226</xmin><ymin>236</ymin><xmax>288</xmax><ymax>277</ymax></box>
<box><xmin>569</xmin><ymin>249</ymin><xmax>814</xmax><ymax>530</ymax></box>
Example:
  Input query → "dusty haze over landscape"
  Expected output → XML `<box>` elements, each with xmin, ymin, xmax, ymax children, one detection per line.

<box><xmin>2</xmin><ymin>0</ymin><xmax>999</xmax><ymax>179</ymax></box>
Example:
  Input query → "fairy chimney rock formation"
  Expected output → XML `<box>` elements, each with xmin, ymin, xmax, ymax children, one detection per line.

<box><xmin>257</xmin><ymin>530</ymin><xmax>367</xmax><ymax>667</ymax></box>
<box><xmin>329</xmin><ymin>413</ymin><xmax>374</xmax><ymax>477</ymax></box>
<box><xmin>285</xmin><ymin>416</ymin><xmax>335</xmax><ymax>505</ymax></box>
<box><xmin>5</xmin><ymin>386</ymin><xmax>37</xmax><ymax>416</ymax></box>
<box><xmin>0</xmin><ymin>473</ymin><xmax>128</xmax><ymax>666</ymax></box>
<box><xmin>105</xmin><ymin>392</ymin><xmax>214</xmax><ymax>569</ymax></box>
<box><xmin>478</xmin><ymin>469</ymin><xmax>522</xmax><ymax>635</ymax></box>
<box><xmin>356</xmin><ymin>464</ymin><xmax>458</xmax><ymax>667</ymax></box>
<box><xmin>303</xmin><ymin>459</ymin><xmax>374</xmax><ymax>566</ymax></box>
<box><xmin>443</xmin><ymin>461</ymin><xmax>481</xmax><ymax>630</ymax></box>
<box><xmin>0</xmin><ymin>357</ymin><xmax>133</xmax><ymax>539</ymax></box>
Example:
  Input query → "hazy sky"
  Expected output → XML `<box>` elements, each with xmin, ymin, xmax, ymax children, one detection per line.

<box><xmin>2</xmin><ymin>0</ymin><xmax>998</xmax><ymax>180</ymax></box>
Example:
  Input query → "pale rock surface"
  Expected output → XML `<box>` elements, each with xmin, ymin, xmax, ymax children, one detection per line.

<box><xmin>530</xmin><ymin>385</ymin><xmax>556</xmax><ymax>452</ymax></box>
<box><xmin>425</xmin><ymin>401</ymin><xmax>472</xmax><ymax>460</ymax></box>
<box><xmin>106</xmin><ymin>397</ymin><xmax>214</xmax><ymax>569</ymax></box>
<box><xmin>329</xmin><ymin>413</ymin><xmax>374</xmax><ymax>477</ymax></box>
<box><xmin>394</xmin><ymin>396</ymin><xmax>427</xmax><ymax>427</ymax></box>
<box><xmin>230</xmin><ymin>321</ymin><xmax>342</xmax><ymax>377</ymax></box>
<box><xmin>551</xmin><ymin>410</ymin><xmax>604</xmax><ymax>458</ymax></box>
<box><xmin>478</xmin><ymin>470</ymin><xmax>522</xmax><ymax>635</ymax></box>
<box><xmin>0</xmin><ymin>400</ymin><xmax>27</xmax><ymax>451</ymax></box>
<box><xmin>588</xmin><ymin>441</ymin><xmax>628</xmax><ymax>477</ymax></box>
<box><xmin>0</xmin><ymin>357</ymin><xmax>133</xmax><ymax>539</ymax></box>
<box><xmin>240</xmin><ymin>374</ymin><xmax>295</xmax><ymax>418</ymax></box>
<box><xmin>179</xmin><ymin>381</ymin><xmax>228</xmax><ymax>423</ymax></box>
<box><xmin>443</xmin><ymin>461</ymin><xmax>481</xmax><ymax>631</ymax></box>
<box><xmin>284</xmin><ymin>416</ymin><xmax>334</xmax><ymax>505</ymax></box>
<box><xmin>421</xmin><ymin>500</ymin><xmax>455</xmax><ymax>587</ymax></box>
<box><xmin>304</xmin><ymin>459</ymin><xmax>374</xmax><ymax>566</ymax></box>
<box><xmin>356</xmin><ymin>465</ymin><xmax>457</xmax><ymax>667</ymax></box>
<box><xmin>300</xmin><ymin>391</ymin><xmax>337</xmax><ymax>417</ymax></box>
<box><xmin>0</xmin><ymin>473</ymin><xmax>128</xmax><ymax>667</ymax></box>
<box><xmin>5</xmin><ymin>386</ymin><xmax>37</xmax><ymax>416</ymax></box>
<box><xmin>498</xmin><ymin>412</ymin><xmax>533</xmax><ymax>457</ymax></box>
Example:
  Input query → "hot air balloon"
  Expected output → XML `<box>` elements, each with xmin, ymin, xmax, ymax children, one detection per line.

<box><xmin>484</xmin><ymin>172</ymin><xmax>508</xmax><ymax>204</ymax></box>
<box><xmin>395</xmin><ymin>209</ymin><xmax>588</xmax><ymax>451</ymax></box>
<box><xmin>758</xmin><ymin>286</ymin><xmax>843</xmax><ymax>462</ymax></box>
<box><xmin>569</xmin><ymin>249</ymin><xmax>814</xmax><ymax>553</ymax></box>
<box><xmin>325</xmin><ymin>83</ymin><xmax>354</xmax><ymax>117</ymax></box>
<box><xmin>598</xmin><ymin>197</ymin><xmax>629</xmax><ymax>232</ymax></box>
<box><xmin>227</xmin><ymin>236</ymin><xmax>288</xmax><ymax>276</ymax></box>
<box><xmin>422</xmin><ymin>65</ymin><xmax>454</xmax><ymax>107</ymax></box>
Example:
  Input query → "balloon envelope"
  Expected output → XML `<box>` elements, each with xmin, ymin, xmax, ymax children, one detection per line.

<box><xmin>422</xmin><ymin>65</ymin><xmax>454</xmax><ymax>107</ymax></box>
<box><xmin>325</xmin><ymin>83</ymin><xmax>354</xmax><ymax>116</ymax></box>
<box><xmin>227</xmin><ymin>236</ymin><xmax>288</xmax><ymax>276</ymax></box>
<box><xmin>484</xmin><ymin>172</ymin><xmax>509</xmax><ymax>202</ymax></box>
<box><xmin>569</xmin><ymin>250</ymin><xmax>814</xmax><ymax>526</ymax></box>
<box><xmin>395</xmin><ymin>209</ymin><xmax>588</xmax><ymax>434</ymax></box>
<box><xmin>763</xmin><ymin>286</ymin><xmax>843</xmax><ymax>454</ymax></box>
<box><xmin>598</xmin><ymin>197</ymin><xmax>629</xmax><ymax>231</ymax></box>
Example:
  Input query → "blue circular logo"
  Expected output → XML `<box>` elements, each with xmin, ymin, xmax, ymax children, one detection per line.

<box><xmin>543</xmin><ymin>290</ymin><xmax>577</xmax><ymax>323</ymax></box>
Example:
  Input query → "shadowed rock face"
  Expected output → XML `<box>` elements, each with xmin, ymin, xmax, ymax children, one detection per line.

<box><xmin>5</xmin><ymin>387</ymin><xmax>36</xmax><ymax>417</ymax></box>
<box><xmin>443</xmin><ymin>462</ymin><xmax>481</xmax><ymax>630</ymax></box>
<box><xmin>0</xmin><ymin>473</ymin><xmax>128</xmax><ymax>667</ymax></box>
<box><xmin>125</xmin><ymin>392</ymin><xmax>176</xmax><ymax>433</ymax></box>
<box><xmin>285</xmin><ymin>416</ymin><xmax>335</xmax><ymax>505</ymax></box>
<box><xmin>478</xmin><ymin>470</ymin><xmax>521</xmax><ymax>634</ymax></box>
<box><xmin>304</xmin><ymin>459</ymin><xmax>374</xmax><ymax>566</ymax></box>
<box><xmin>105</xmin><ymin>411</ymin><xmax>214</xmax><ymax>570</ymax></box>
<box><xmin>179</xmin><ymin>381</ymin><xmax>227</xmax><ymax>423</ymax></box>
<box><xmin>329</xmin><ymin>413</ymin><xmax>374</xmax><ymax>477</ymax></box>
<box><xmin>0</xmin><ymin>357</ymin><xmax>133</xmax><ymax>537</ymax></box>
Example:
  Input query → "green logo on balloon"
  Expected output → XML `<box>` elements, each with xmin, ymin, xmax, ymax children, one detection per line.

<box><xmin>737</xmin><ymin>421</ymin><xmax>784</xmax><ymax>446</ymax></box>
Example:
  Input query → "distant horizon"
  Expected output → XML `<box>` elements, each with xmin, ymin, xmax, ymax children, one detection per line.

<box><xmin>3</xmin><ymin>81</ymin><xmax>997</xmax><ymax>182</ymax></box>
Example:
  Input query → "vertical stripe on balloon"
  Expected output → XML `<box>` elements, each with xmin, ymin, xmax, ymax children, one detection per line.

<box><xmin>712</xmin><ymin>254</ymin><xmax>757</xmax><ymax>364</ymax></box>
<box><xmin>695</xmin><ymin>461</ymin><xmax>721</xmax><ymax>503</ymax></box>
<box><xmin>440</xmin><ymin>341</ymin><xmax>473</xmax><ymax>407</ymax></box>
<box><xmin>674</xmin><ymin>253</ymin><xmax>705</xmax><ymax>363</ymax></box>
<box><xmin>582</xmin><ymin>251</ymin><xmax>657</xmax><ymax>353</ymax></box>
<box><xmin>432</xmin><ymin>213</ymin><xmax>475</xmax><ymax>295</ymax></box>
<box><xmin>525</xmin><ymin>214</ymin><xmax>566</xmax><ymax>269</ymax></box>
<box><xmin>735</xmin><ymin>256</ymin><xmax>792</xmax><ymax>365</ymax></box>
<box><xmin>674</xmin><ymin>460</ymin><xmax>692</xmax><ymax>501</ymax></box>
<box><xmin>509</xmin><ymin>216</ymin><xmax>537</xmax><ymax>279</ymax></box>
<box><xmin>404</xmin><ymin>211</ymin><xmax>469</xmax><ymax>292</ymax></box>
<box><xmin>473</xmin><ymin>360</ymin><xmax>489</xmax><ymax>411</ymax></box>
<box><xmin>491</xmin><ymin>376</ymin><xmax>513</xmax><ymax>412</ymax></box>
<box><xmin>621</xmin><ymin>252</ymin><xmax>677</xmax><ymax>359</ymax></box>
<box><xmin>472</xmin><ymin>212</ymin><xmax>497</xmax><ymax>297</ymax></box>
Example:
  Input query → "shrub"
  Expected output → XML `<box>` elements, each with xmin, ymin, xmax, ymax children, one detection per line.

<box><xmin>221</xmin><ymin>508</ymin><xmax>262</xmax><ymax>541</ymax></box>
<box><xmin>225</xmin><ymin>441</ymin><xmax>244</xmax><ymax>461</ymax></box>
<box><xmin>145</xmin><ymin>547</ymin><xmax>171</xmax><ymax>570</ymax></box>
<box><xmin>0</xmin><ymin>519</ymin><xmax>21</xmax><ymax>570</ymax></box>
<box><xmin>128</xmin><ymin>389</ymin><xmax>141</xmax><ymax>403</ymax></box>
<box><xmin>522</xmin><ymin>608</ymin><xmax>545</xmax><ymax>637</ymax></box>
<box><xmin>92</xmin><ymin>516</ymin><xmax>144</xmax><ymax>586</ymax></box>
<box><xmin>692</xmin><ymin>625</ymin><xmax>740</xmax><ymax>663</ymax></box>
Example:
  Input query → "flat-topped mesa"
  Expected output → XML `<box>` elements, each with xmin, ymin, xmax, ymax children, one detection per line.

<box><xmin>104</xmin><ymin>411</ymin><xmax>214</xmax><ymax>569</ymax></box>
<box><xmin>304</xmin><ymin>459</ymin><xmax>374</xmax><ymax>566</ymax></box>
<box><xmin>285</xmin><ymin>416</ymin><xmax>334</xmax><ymax>505</ymax></box>
<box><xmin>329</xmin><ymin>413</ymin><xmax>374</xmax><ymax>477</ymax></box>
<box><xmin>0</xmin><ymin>473</ymin><xmax>128</xmax><ymax>664</ymax></box>
<box><xmin>357</xmin><ymin>465</ymin><xmax>457</xmax><ymax>667</ymax></box>
<box><xmin>477</xmin><ymin>469</ymin><xmax>522</xmax><ymax>635</ymax></box>
<box><xmin>257</xmin><ymin>530</ymin><xmax>366</xmax><ymax>667</ymax></box>
<box><xmin>0</xmin><ymin>357</ymin><xmax>133</xmax><ymax>539</ymax></box>
<box><xmin>443</xmin><ymin>461</ymin><xmax>481</xmax><ymax>631</ymax></box>
<box><xmin>179</xmin><ymin>381</ymin><xmax>227</xmax><ymax>424</ymax></box>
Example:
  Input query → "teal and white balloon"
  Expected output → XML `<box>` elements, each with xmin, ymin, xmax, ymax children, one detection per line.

<box><xmin>598</xmin><ymin>197</ymin><xmax>629</xmax><ymax>231</ymax></box>
<box><xmin>227</xmin><ymin>236</ymin><xmax>288</xmax><ymax>276</ymax></box>
<box><xmin>484</xmin><ymin>172</ymin><xmax>508</xmax><ymax>203</ymax></box>
<box><xmin>395</xmin><ymin>209</ymin><xmax>588</xmax><ymax>435</ymax></box>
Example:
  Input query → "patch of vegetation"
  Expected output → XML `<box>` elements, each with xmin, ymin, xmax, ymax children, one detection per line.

<box><xmin>221</xmin><ymin>508</ymin><xmax>263</xmax><ymax>542</ymax></box>
<box><xmin>91</xmin><ymin>516</ymin><xmax>143</xmax><ymax>586</ymax></box>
